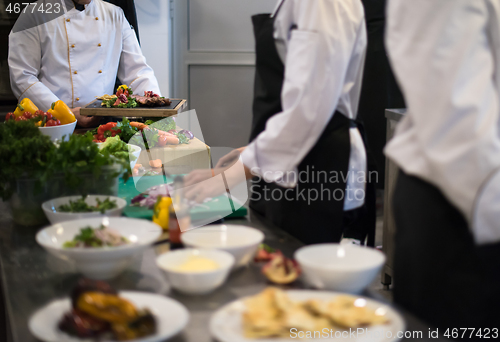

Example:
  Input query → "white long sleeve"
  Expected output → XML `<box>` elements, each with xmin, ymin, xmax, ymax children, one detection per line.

<box><xmin>385</xmin><ymin>0</ymin><xmax>500</xmax><ymax>245</ymax></box>
<box><xmin>241</xmin><ymin>0</ymin><xmax>367</xmax><ymax>209</ymax></box>
<box><xmin>8</xmin><ymin>0</ymin><xmax>161</xmax><ymax>110</ymax></box>
<box><xmin>8</xmin><ymin>25</ymin><xmax>60</xmax><ymax>111</ymax></box>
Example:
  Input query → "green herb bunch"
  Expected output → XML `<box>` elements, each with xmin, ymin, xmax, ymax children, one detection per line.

<box><xmin>42</xmin><ymin>133</ymin><xmax>130</xmax><ymax>192</ymax></box>
<box><xmin>0</xmin><ymin>120</ymin><xmax>55</xmax><ymax>200</ymax></box>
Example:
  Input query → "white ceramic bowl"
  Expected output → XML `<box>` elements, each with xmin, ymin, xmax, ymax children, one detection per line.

<box><xmin>38</xmin><ymin>120</ymin><xmax>77</xmax><ymax>142</ymax></box>
<box><xmin>181</xmin><ymin>225</ymin><xmax>264</xmax><ymax>268</ymax></box>
<box><xmin>42</xmin><ymin>195</ymin><xmax>127</xmax><ymax>224</ymax></box>
<box><xmin>36</xmin><ymin>217</ymin><xmax>162</xmax><ymax>280</ymax></box>
<box><xmin>294</xmin><ymin>243</ymin><xmax>386</xmax><ymax>294</ymax></box>
<box><xmin>157</xmin><ymin>248</ymin><xmax>235</xmax><ymax>295</ymax></box>
<box><xmin>128</xmin><ymin>143</ymin><xmax>142</xmax><ymax>169</ymax></box>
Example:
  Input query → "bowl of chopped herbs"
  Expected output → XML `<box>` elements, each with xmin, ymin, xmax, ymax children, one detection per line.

<box><xmin>42</xmin><ymin>195</ymin><xmax>127</xmax><ymax>224</ymax></box>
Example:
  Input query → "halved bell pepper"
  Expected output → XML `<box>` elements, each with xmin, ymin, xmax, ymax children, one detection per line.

<box><xmin>13</xmin><ymin>98</ymin><xmax>38</xmax><ymax>118</ymax></box>
<box><xmin>152</xmin><ymin>197</ymin><xmax>172</xmax><ymax>230</ymax></box>
<box><xmin>47</xmin><ymin>100</ymin><xmax>76</xmax><ymax>125</ymax></box>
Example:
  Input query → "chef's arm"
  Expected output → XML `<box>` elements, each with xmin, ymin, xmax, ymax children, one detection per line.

<box><xmin>241</xmin><ymin>0</ymin><xmax>363</xmax><ymax>187</ymax></box>
<box><xmin>117</xmin><ymin>10</ymin><xmax>161</xmax><ymax>96</ymax></box>
<box><xmin>8</xmin><ymin>27</ymin><xmax>59</xmax><ymax>111</ymax></box>
<box><xmin>386</xmin><ymin>0</ymin><xmax>500</xmax><ymax>244</ymax></box>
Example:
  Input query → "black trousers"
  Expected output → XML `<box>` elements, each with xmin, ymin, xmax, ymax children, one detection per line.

<box><xmin>393</xmin><ymin>171</ymin><xmax>500</xmax><ymax>333</ymax></box>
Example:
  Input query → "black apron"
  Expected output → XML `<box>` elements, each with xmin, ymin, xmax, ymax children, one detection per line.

<box><xmin>357</xmin><ymin>0</ymin><xmax>405</xmax><ymax>189</ymax></box>
<box><xmin>249</xmin><ymin>10</ymin><xmax>355</xmax><ymax>245</ymax></box>
<box><xmin>393</xmin><ymin>171</ymin><xmax>500</xmax><ymax>331</ymax></box>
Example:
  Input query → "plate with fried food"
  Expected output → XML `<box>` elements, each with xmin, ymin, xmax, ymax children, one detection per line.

<box><xmin>210</xmin><ymin>288</ymin><xmax>405</xmax><ymax>342</ymax></box>
<box><xmin>29</xmin><ymin>279</ymin><xmax>189</xmax><ymax>342</ymax></box>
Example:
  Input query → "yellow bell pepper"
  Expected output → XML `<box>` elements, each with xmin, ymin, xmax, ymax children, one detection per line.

<box><xmin>47</xmin><ymin>100</ymin><xmax>76</xmax><ymax>125</ymax></box>
<box><xmin>13</xmin><ymin>98</ymin><xmax>38</xmax><ymax>118</ymax></box>
<box><xmin>77</xmin><ymin>292</ymin><xmax>138</xmax><ymax>323</ymax></box>
<box><xmin>152</xmin><ymin>197</ymin><xmax>172</xmax><ymax>230</ymax></box>
<box><xmin>117</xmin><ymin>84</ymin><xmax>130</xmax><ymax>92</ymax></box>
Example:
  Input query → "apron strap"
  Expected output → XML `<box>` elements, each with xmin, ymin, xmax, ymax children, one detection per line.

<box><xmin>271</xmin><ymin>0</ymin><xmax>286</xmax><ymax>18</ymax></box>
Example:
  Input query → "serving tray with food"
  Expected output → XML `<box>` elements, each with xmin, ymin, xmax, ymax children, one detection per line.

<box><xmin>80</xmin><ymin>85</ymin><xmax>187</xmax><ymax>117</ymax></box>
<box><xmin>210</xmin><ymin>288</ymin><xmax>405</xmax><ymax>342</ymax></box>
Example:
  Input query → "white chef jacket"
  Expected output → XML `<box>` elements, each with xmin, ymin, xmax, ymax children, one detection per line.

<box><xmin>241</xmin><ymin>0</ymin><xmax>368</xmax><ymax>210</ymax></box>
<box><xmin>385</xmin><ymin>0</ymin><xmax>500</xmax><ymax>245</ymax></box>
<box><xmin>8</xmin><ymin>0</ymin><xmax>160</xmax><ymax>111</ymax></box>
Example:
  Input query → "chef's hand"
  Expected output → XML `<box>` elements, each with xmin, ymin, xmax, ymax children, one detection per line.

<box><xmin>214</xmin><ymin>146</ymin><xmax>247</xmax><ymax>168</ymax></box>
<box><xmin>184</xmin><ymin>147</ymin><xmax>247</xmax><ymax>188</ymax></box>
<box><xmin>184</xmin><ymin>159</ymin><xmax>253</xmax><ymax>203</ymax></box>
<box><xmin>73</xmin><ymin>107</ymin><xmax>101</xmax><ymax>128</ymax></box>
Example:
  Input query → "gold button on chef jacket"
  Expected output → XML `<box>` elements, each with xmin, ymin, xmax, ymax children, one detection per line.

<box><xmin>8</xmin><ymin>0</ymin><xmax>161</xmax><ymax>111</ymax></box>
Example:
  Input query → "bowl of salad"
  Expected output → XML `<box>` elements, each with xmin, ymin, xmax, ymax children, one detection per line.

<box><xmin>97</xmin><ymin>136</ymin><xmax>142</xmax><ymax>170</ymax></box>
<box><xmin>42</xmin><ymin>195</ymin><xmax>127</xmax><ymax>224</ymax></box>
<box><xmin>36</xmin><ymin>217</ymin><xmax>162</xmax><ymax>279</ymax></box>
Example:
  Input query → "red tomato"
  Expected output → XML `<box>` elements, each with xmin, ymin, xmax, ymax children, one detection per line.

<box><xmin>5</xmin><ymin>112</ymin><xmax>14</xmax><ymax>121</ymax></box>
<box><xmin>45</xmin><ymin>119</ymin><xmax>57</xmax><ymax>127</ymax></box>
<box><xmin>45</xmin><ymin>112</ymin><xmax>53</xmax><ymax>121</ymax></box>
<box><xmin>157</xmin><ymin>135</ymin><xmax>168</xmax><ymax>147</ymax></box>
<box><xmin>16</xmin><ymin>116</ymin><xmax>27</xmax><ymax>121</ymax></box>
<box><xmin>23</xmin><ymin>111</ymin><xmax>32</xmax><ymax>119</ymax></box>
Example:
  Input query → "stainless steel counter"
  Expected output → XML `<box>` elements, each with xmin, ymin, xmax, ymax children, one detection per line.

<box><xmin>0</xmin><ymin>200</ymin><xmax>446</xmax><ymax>342</ymax></box>
<box><xmin>382</xmin><ymin>109</ymin><xmax>406</xmax><ymax>288</ymax></box>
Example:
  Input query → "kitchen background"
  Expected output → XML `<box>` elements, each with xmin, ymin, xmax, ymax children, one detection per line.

<box><xmin>0</xmin><ymin>0</ymin><xmax>275</xmax><ymax>149</ymax></box>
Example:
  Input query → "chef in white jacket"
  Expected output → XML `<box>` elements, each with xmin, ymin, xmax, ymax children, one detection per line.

<box><xmin>8</xmin><ymin>0</ymin><xmax>161</xmax><ymax>127</ymax></box>
<box><xmin>386</xmin><ymin>0</ymin><xmax>500</xmax><ymax>330</ymax></box>
<box><xmin>185</xmin><ymin>0</ymin><xmax>374</xmax><ymax>245</ymax></box>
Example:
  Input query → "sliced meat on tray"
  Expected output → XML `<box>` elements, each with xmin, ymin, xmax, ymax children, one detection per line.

<box><xmin>131</xmin><ymin>95</ymin><xmax>172</xmax><ymax>107</ymax></box>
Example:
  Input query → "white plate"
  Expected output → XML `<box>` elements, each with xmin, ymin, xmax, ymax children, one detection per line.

<box><xmin>210</xmin><ymin>290</ymin><xmax>405</xmax><ymax>342</ymax></box>
<box><xmin>29</xmin><ymin>291</ymin><xmax>189</xmax><ymax>342</ymax></box>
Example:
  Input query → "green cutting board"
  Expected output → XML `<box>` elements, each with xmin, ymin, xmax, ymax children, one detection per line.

<box><xmin>118</xmin><ymin>175</ymin><xmax>247</xmax><ymax>221</ymax></box>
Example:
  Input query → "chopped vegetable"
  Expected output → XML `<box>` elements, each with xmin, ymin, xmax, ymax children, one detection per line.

<box><xmin>178</xmin><ymin>129</ymin><xmax>194</xmax><ymax>140</ymax></box>
<box><xmin>144</xmin><ymin>117</ymin><xmax>176</xmax><ymax>132</ymax></box>
<box><xmin>58</xmin><ymin>196</ymin><xmax>117</xmax><ymax>214</ymax></box>
<box><xmin>262</xmin><ymin>252</ymin><xmax>301</xmax><ymax>284</ymax></box>
<box><xmin>149</xmin><ymin>159</ymin><xmax>162</xmax><ymax>168</ymax></box>
<box><xmin>63</xmin><ymin>225</ymin><xmax>129</xmax><ymax>248</ymax></box>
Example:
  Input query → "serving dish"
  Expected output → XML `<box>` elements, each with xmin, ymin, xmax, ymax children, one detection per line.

<box><xmin>156</xmin><ymin>248</ymin><xmax>235</xmax><ymax>295</ymax></box>
<box><xmin>42</xmin><ymin>195</ymin><xmax>127</xmax><ymax>224</ymax></box>
<box><xmin>29</xmin><ymin>291</ymin><xmax>189</xmax><ymax>342</ymax></box>
<box><xmin>36</xmin><ymin>217</ymin><xmax>162</xmax><ymax>279</ymax></box>
<box><xmin>38</xmin><ymin>120</ymin><xmax>77</xmax><ymax>141</ymax></box>
<box><xmin>210</xmin><ymin>290</ymin><xmax>404</xmax><ymax>342</ymax></box>
<box><xmin>181</xmin><ymin>225</ymin><xmax>264</xmax><ymax>268</ymax></box>
<box><xmin>295</xmin><ymin>244</ymin><xmax>386</xmax><ymax>294</ymax></box>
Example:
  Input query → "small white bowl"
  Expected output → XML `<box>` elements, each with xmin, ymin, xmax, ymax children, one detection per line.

<box><xmin>36</xmin><ymin>217</ymin><xmax>162</xmax><ymax>280</ymax></box>
<box><xmin>42</xmin><ymin>195</ymin><xmax>127</xmax><ymax>224</ymax></box>
<box><xmin>157</xmin><ymin>248</ymin><xmax>234</xmax><ymax>295</ymax></box>
<box><xmin>38</xmin><ymin>120</ymin><xmax>76</xmax><ymax>142</ymax></box>
<box><xmin>295</xmin><ymin>243</ymin><xmax>386</xmax><ymax>294</ymax></box>
<box><xmin>181</xmin><ymin>225</ymin><xmax>264</xmax><ymax>268</ymax></box>
<box><xmin>128</xmin><ymin>143</ymin><xmax>141</xmax><ymax>169</ymax></box>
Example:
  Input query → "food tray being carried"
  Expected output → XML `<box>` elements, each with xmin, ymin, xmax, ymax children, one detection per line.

<box><xmin>80</xmin><ymin>98</ymin><xmax>187</xmax><ymax>118</ymax></box>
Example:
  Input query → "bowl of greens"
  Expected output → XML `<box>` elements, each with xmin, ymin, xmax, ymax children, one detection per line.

<box><xmin>97</xmin><ymin>136</ymin><xmax>142</xmax><ymax>170</ymax></box>
<box><xmin>36</xmin><ymin>217</ymin><xmax>162</xmax><ymax>279</ymax></box>
<box><xmin>42</xmin><ymin>195</ymin><xmax>127</xmax><ymax>224</ymax></box>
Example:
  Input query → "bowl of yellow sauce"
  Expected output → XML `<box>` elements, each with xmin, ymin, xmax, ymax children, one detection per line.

<box><xmin>156</xmin><ymin>249</ymin><xmax>235</xmax><ymax>295</ymax></box>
